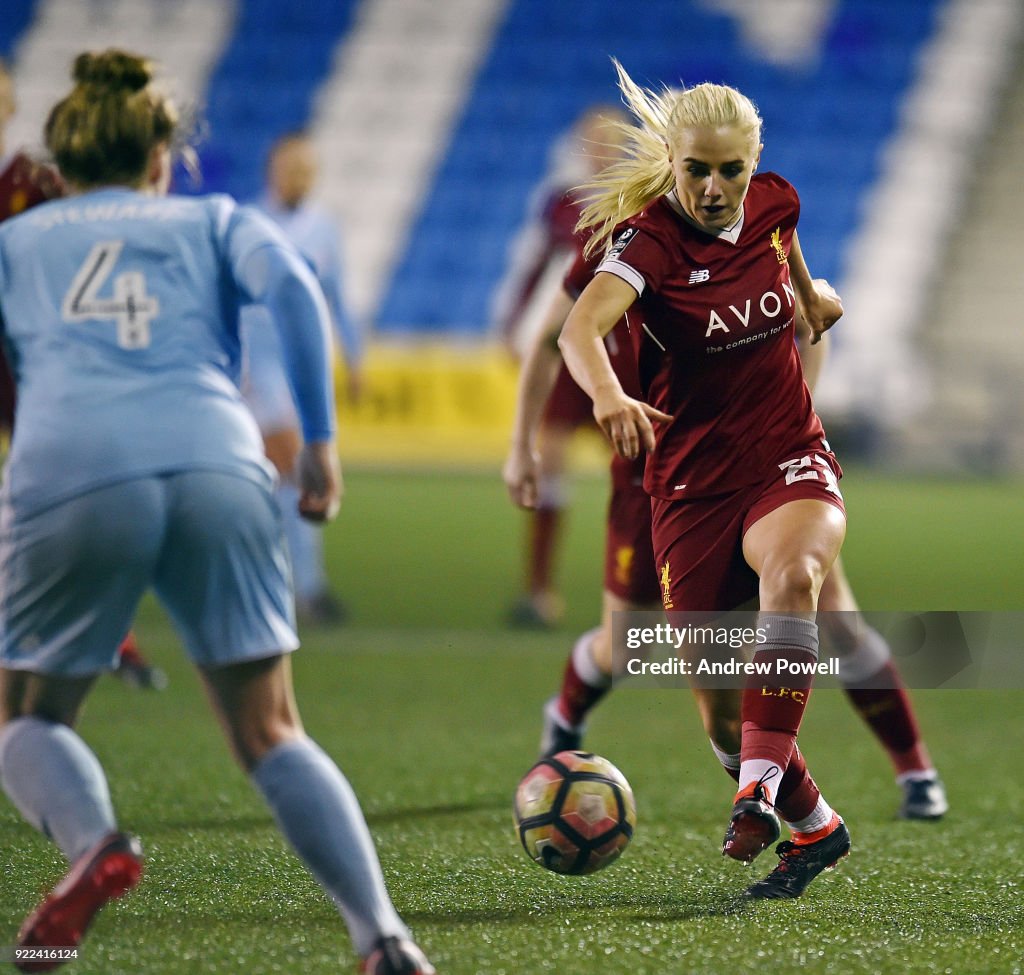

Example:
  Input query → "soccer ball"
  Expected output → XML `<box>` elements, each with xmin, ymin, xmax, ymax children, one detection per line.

<box><xmin>513</xmin><ymin>751</ymin><xmax>636</xmax><ymax>875</ymax></box>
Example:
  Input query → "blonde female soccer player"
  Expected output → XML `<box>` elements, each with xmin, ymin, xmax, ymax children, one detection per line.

<box><xmin>557</xmin><ymin>61</ymin><xmax>850</xmax><ymax>899</ymax></box>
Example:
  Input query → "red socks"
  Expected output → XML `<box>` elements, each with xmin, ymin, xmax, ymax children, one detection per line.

<box><xmin>555</xmin><ymin>629</ymin><xmax>611</xmax><ymax>728</ymax></box>
<box><xmin>529</xmin><ymin>506</ymin><xmax>562</xmax><ymax>596</ymax></box>
<box><xmin>738</xmin><ymin>615</ymin><xmax>820</xmax><ymax>797</ymax></box>
<box><xmin>773</xmin><ymin>746</ymin><xmax>821</xmax><ymax>824</ymax></box>
<box><xmin>843</xmin><ymin>661</ymin><xmax>932</xmax><ymax>774</ymax></box>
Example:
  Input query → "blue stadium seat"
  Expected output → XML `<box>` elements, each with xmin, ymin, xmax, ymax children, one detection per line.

<box><xmin>379</xmin><ymin>0</ymin><xmax>945</xmax><ymax>330</ymax></box>
<box><xmin>188</xmin><ymin>0</ymin><xmax>358</xmax><ymax>198</ymax></box>
<box><xmin>95</xmin><ymin>0</ymin><xmax>940</xmax><ymax>332</ymax></box>
<box><xmin>0</xmin><ymin>0</ymin><xmax>33</xmax><ymax>59</ymax></box>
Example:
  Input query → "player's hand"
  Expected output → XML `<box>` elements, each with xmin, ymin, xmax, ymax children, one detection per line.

<box><xmin>592</xmin><ymin>388</ymin><xmax>672</xmax><ymax>459</ymax></box>
<box><xmin>503</xmin><ymin>443</ymin><xmax>541</xmax><ymax>509</ymax></box>
<box><xmin>297</xmin><ymin>441</ymin><xmax>343</xmax><ymax>522</ymax></box>
<box><xmin>802</xmin><ymin>278</ymin><xmax>843</xmax><ymax>345</ymax></box>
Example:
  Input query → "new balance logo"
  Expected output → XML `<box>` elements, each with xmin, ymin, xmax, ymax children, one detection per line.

<box><xmin>688</xmin><ymin>269</ymin><xmax>710</xmax><ymax>284</ymax></box>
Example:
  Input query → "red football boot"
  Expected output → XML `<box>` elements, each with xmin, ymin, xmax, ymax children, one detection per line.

<box><xmin>114</xmin><ymin>633</ymin><xmax>167</xmax><ymax>691</ymax></box>
<box><xmin>722</xmin><ymin>781</ymin><xmax>781</xmax><ymax>865</ymax></box>
<box><xmin>15</xmin><ymin>832</ymin><xmax>143</xmax><ymax>972</ymax></box>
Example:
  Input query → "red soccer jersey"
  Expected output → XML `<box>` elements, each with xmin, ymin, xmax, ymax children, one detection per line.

<box><xmin>596</xmin><ymin>172</ymin><xmax>826</xmax><ymax>500</ymax></box>
<box><xmin>0</xmin><ymin>152</ymin><xmax>65</xmax><ymax>429</ymax></box>
<box><xmin>0</xmin><ymin>151</ymin><xmax>63</xmax><ymax>221</ymax></box>
<box><xmin>495</xmin><ymin>186</ymin><xmax>586</xmax><ymax>345</ymax></box>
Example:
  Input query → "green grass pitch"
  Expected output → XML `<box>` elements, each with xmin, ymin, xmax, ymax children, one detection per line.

<box><xmin>1</xmin><ymin>468</ymin><xmax>1021</xmax><ymax>974</ymax></box>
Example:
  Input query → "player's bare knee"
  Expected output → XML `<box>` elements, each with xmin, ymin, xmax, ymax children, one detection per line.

<box><xmin>761</xmin><ymin>558</ymin><xmax>822</xmax><ymax>610</ymax></box>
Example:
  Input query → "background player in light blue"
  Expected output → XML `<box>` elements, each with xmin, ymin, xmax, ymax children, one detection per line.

<box><xmin>0</xmin><ymin>49</ymin><xmax>433</xmax><ymax>975</ymax></box>
<box><xmin>242</xmin><ymin>131</ymin><xmax>363</xmax><ymax>625</ymax></box>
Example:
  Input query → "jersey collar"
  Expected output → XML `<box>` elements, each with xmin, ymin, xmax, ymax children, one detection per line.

<box><xmin>666</xmin><ymin>189</ymin><xmax>745</xmax><ymax>244</ymax></box>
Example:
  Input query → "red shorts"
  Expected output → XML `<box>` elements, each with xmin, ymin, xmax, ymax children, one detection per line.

<box><xmin>651</xmin><ymin>449</ymin><xmax>846</xmax><ymax>613</ymax></box>
<box><xmin>603</xmin><ymin>454</ymin><xmax>660</xmax><ymax>604</ymax></box>
<box><xmin>542</xmin><ymin>362</ymin><xmax>595</xmax><ymax>430</ymax></box>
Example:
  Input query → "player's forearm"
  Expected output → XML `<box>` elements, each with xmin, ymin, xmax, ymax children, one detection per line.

<box><xmin>263</xmin><ymin>256</ymin><xmax>337</xmax><ymax>443</ymax></box>
<box><xmin>510</xmin><ymin>289</ymin><xmax>575</xmax><ymax>448</ymax></box>
<box><xmin>558</xmin><ymin>311</ymin><xmax>624</xmax><ymax>405</ymax></box>
<box><xmin>326</xmin><ymin>281</ymin><xmax>364</xmax><ymax>366</ymax></box>
<box><xmin>797</xmin><ymin>327</ymin><xmax>828</xmax><ymax>393</ymax></box>
<box><xmin>794</xmin><ymin>304</ymin><xmax>826</xmax><ymax>391</ymax></box>
<box><xmin>787</xmin><ymin>230</ymin><xmax>816</xmax><ymax>307</ymax></box>
<box><xmin>556</xmin><ymin>274</ymin><xmax>634</xmax><ymax>405</ymax></box>
<box><xmin>510</xmin><ymin>338</ymin><xmax>563</xmax><ymax>449</ymax></box>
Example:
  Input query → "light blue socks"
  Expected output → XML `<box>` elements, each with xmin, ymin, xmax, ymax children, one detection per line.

<box><xmin>251</xmin><ymin>737</ymin><xmax>408</xmax><ymax>955</ymax></box>
<box><xmin>0</xmin><ymin>716</ymin><xmax>116</xmax><ymax>862</ymax></box>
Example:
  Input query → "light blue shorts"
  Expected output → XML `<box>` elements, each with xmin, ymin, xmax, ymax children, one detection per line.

<box><xmin>0</xmin><ymin>471</ymin><xmax>298</xmax><ymax>677</ymax></box>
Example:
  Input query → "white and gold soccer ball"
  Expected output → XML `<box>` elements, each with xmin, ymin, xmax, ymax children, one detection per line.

<box><xmin>513</xmin><ymin>751</ymin><xmax>637</xmax><ymax>875</ymax></box>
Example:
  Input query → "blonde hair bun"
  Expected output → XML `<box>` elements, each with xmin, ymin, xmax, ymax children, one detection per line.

<box><xmin>46</xmin><ymin>48</ymin><xmax>180</xmax><ymax>189</ymax></box>
<box><xmin>72</xmin><ymin>49</ymin><xmax>152</xmax><ymax>93</ymax></box>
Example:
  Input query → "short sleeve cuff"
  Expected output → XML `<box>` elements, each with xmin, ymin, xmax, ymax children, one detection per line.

<box><xmin>596</xmin><ymin>259</ymin><xmax>645</xmax><ymax>297</ymax></box>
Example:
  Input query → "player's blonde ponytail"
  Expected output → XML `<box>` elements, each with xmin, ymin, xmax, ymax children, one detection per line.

<box><xmin>579</xmin><ymin>60</ymin><xmax>763</xmax><ymax>258</ymax></box>
<box><xmin>44</xmin><ymin>49</ymin><xmax>181</xmax><ymax>189</ymax></box>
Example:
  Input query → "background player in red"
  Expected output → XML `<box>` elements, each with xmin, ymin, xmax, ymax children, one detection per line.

<box><xmin>504</xmin><ymin>249</ymin><xmax>661</xmax><ymax>742</ymax></box>
<box><xmin>0</xmin><ymin>59</ymin><xmax>63</xmax><ymax>432</ymax></box>
<box><xmin>0</xmin><ymin>58</ymin><xmax>164</xmax><ymax>690</ymax></box>
<box><xmin>494</xmin><ymin>105</ymin><xmax>629</xmax><ymax>628</ymax></box>
<box><xmin>796</xmin><ymin>325</ymin><xmax>947</xmax><ymax>817</ymax></box>
<box><xmin>559</xmin><ymin>62</ymin><xmax>851</xmax><ymax>899</ymax></box>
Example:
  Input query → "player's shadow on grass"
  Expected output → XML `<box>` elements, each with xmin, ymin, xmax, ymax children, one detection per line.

<box><xmin>363</xmin><ymin>797</ymin><xmax>509</xmax><ymax>826</ymax></box>
<box><xmin>143</xmin><ymin>797</ymin><xmax>508</xmax><ymax>835</ymax></box>
<box><xmin>143</xmin><ymin>814</ymin><xmax>274</xmax><ymax>834</ymax></box>
<box><xmin>401</xmin><ymin>891</ymin><xmax>748</xmax><ymax>925</ymax></box>
<box><xmin>623</xmin><ymin>894</ymin><xmax>752</xmax><ymax>921</ymax></box>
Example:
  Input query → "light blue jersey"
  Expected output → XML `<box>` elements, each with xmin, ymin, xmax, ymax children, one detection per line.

<box><xmin>256</xmin><ymin>195</ymin><xmax>362</xmax><ymax>364</ymax></box>
<box><xmin>241</xmin><ymin>195</ymin><xmax>360</xmax><ymax>433</ymax></box>
<box><xmin>0</xmin><ymin>188</ymin><xmax>335</xmax><ymax>518</ymax></box>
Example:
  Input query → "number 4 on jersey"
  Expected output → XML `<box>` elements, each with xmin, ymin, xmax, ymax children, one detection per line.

<box><xmin>62</xmin><ymin>240</ymin><xmax>159</xmax><ymax>349</ymax></box>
